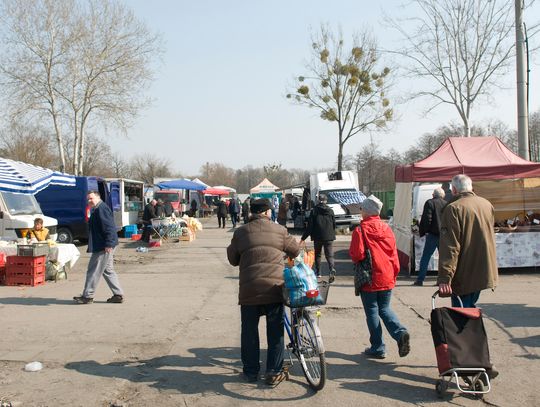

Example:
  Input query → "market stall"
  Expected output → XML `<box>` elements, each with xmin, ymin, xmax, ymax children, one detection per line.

<box><xmin>393</xmin><ymin>137</ymin><xmax>540</xmax><ymax>272</ymax></box>
<box><xmin>249</xmin><ymin>178</ymin><xmax>282</xmax><ymax>199</ymax></box>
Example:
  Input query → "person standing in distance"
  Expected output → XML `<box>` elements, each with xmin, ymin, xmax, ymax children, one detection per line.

<box><xmin>438</xmin><ymin>174</ymin><xmax>498</xmax><ymax>308</ymax></box>
<box><xmin>227</xmin><ymin>199</ymin><xmax>300</xmax><ymax>386</ymax></box>
<box><xmin>216</xmin><ymin>198</ymin><xmax>228</xmax><ymax>229</ymax></box>
<box><xmin>74</xmin><ymin>191</ymin><xmax>124</xmax><ymax>304</ymax></box>
<box><xmin>413</xmin><ymin>187</ymin><xmax>447</xmax><ymax>286</ymax></box>
<box><xmin>300</xmin><ymin>193</ymin><xmax>336</xmax><ymax>281</ymax></box>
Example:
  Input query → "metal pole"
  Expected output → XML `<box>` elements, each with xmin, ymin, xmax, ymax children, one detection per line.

<box><xmin>516</xmin><ymin>0</ymin><xmax>530</xmax><ymax>159</ymax></box>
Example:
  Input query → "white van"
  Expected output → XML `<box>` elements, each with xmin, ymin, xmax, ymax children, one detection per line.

<box><xmin>309</xmin><ymin>171</ymin><xmax>364</xmax><ymax>228</ymax></box>
<box><xmin>0</xmin><ymin>191</ymin><xmax>58</xmax><ymax>240</ymax></box>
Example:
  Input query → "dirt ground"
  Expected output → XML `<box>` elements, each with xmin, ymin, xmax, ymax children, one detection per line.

<box><xmin>0</xmin><ymin>218</ymin><xmax>539</xmax><ymax>406</ymax></box>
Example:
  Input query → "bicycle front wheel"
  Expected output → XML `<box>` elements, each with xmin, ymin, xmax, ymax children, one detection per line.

<box><xmin>295</xmin><ymin>309</ymin><xmax>326</xmax><ymax>391</ymax></box>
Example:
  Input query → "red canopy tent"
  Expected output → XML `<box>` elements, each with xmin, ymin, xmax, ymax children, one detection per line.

<box><xmin>203</xmin><ymin>187</ymin><xmax>230</xmax><ymax>196</ymax></box>
<box><xmin>393</xmin><ymin>136</ymin><xmax>540</xmax><ymax>272</ymax></box>
<box><xmin>395</xmin><ymin>137</ymin><xmax>540</xmax><ymax>182</ymax></box>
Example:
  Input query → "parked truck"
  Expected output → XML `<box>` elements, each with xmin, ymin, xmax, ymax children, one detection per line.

<box><xmin>308</xmin><ymin>170</ymin><xmax>365</xmax><ymax>229</ymax></box>
<box><xmin>35</xmin><ymin>176</ymin><xmax>111</xmax><ymax>243</ymax></box>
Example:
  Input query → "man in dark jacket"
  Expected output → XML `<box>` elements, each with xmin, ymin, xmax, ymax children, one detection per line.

<box><xmin>141</xmin><ymin>199</ymin><xmax>157</xmax><ymax>243</ymax></box>
<box><xmin>300</xmin><ymin>193</ymin><xmax>336</xmax><ymax>281</ymax></box>
<box><xmin>227</xmin><ymin>198</ymin><xmax>300</xmax><ymax>385</ymax></box>
<box><xmin>228</xmin><ymin>195</ymin><xmax>240</xmax><ymax>228</ymax></box>
<box><xmin>216</xmin><ymin>198</ymin><xmax>228</xmax><ymax>228</ymax></box>
<box><xmin>414</xmin><ymin>187</ymin><xmax>447</xmax><ymax>286</ymax></box>
<box><xmin>74</xmin><ymin>191</ymin><xmax>124</xmax><ymax>304</ymax></box>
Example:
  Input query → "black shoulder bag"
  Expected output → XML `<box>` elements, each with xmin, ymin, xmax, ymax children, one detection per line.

<box><xmin>354</xmin><ymin>226</ymin><xmax>372</xmax><ymax>296</ymax></box>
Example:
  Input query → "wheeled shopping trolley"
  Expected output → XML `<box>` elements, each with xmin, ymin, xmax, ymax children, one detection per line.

<box><xmin>430</xmin><ymin>291</ymin><xmax>492</xmax><ymax>399</ymax></box>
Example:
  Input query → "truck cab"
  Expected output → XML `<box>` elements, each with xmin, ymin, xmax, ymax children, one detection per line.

<box><xmin>153</xmin><ymin>190</ymin><xmax>185</xmax><ymax>214</ymax></box>
<box><xmin>309</xmin><ymin>171</ymin><xmax>364</xmax><ymax>229</ymax></box>
<box><xmin>0</xmin><ymin>191</ymin><xmax>58</xmax><ymax>240</ymax></box>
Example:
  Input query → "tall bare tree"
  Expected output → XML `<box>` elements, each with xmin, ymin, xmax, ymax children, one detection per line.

<box><xmin>287</xmin><ymin>26</ymin><xmax>393</xmax><ymax>171</ymax></box>
<box><xmin>389</xmin><ymin>0</ymin><xmax>519</xmax><ymax>136</ymax></box>
<box><xmin>130</xmin><ymin>154</ymin><xmax>174</xmax><ymax>185</ymax></box>
<box><xmin>0</xmin><ymin>0</ymin><xmax>161</xmax><ymax>174</ymax></box>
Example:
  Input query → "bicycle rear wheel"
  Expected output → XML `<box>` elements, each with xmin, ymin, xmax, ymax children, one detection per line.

<box><xmin>294</xmin><ymin>309</ymin><xmax>326</xmax><ymax>391</ymax></box>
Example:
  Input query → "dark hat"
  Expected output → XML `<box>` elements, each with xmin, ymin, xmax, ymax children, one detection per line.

<box><xmin>250</xmin><ymin>198</ymin><xmax>272</xmax><ymax>214</ymax></box>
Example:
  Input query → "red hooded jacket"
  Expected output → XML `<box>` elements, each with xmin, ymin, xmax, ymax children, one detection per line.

<box><xmin>349</xmin><ymin>215</ymin><xmax>400</xmax><ymax>292</ymax></box>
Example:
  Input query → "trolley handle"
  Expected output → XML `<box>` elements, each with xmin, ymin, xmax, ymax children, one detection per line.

<box><xmin>432</xmin><ymin>290</ymin><xmax>463</xmax><ymax>309</ymax></box>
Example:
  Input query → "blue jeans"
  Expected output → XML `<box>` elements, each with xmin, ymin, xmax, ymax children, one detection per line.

<box><xmin>230</xmin><ymin>213</ymin><xmax>238</xmax><ymax>227</ymax></box>
<box><xmin>452</xmin><ymin>291</ymin><xmax>481</xmax><ymax>308</ymax></box>
<box><xmin>417</xmin><ymin>233</ymin><xmax>439</xmax><ymax>282</ymax></box>
<box><xmin>360</xmin><ymin>290</ymin><xmax>408</xmax><ymax>354</ymax></box>
<box><xmin>241</xmin><ymin>303</ymin><xmax>284</xmax><ymax>376</ymax></box>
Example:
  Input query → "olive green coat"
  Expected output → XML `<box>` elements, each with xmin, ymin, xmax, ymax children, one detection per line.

<box><xmin>437</xmin><ymin>192</ymin><xmax>498</xmax><ymax>296</ymax></box>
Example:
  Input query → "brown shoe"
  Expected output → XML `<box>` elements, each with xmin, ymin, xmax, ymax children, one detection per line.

<box><xmin>106</xmin><ymin>295</ymin><xmax>124</xmax><ymax>303</ymax></box>
<box><xmin>265</xmin><ymin>371</ymin><xmax>288</xmax><ymax>387</ymax></box>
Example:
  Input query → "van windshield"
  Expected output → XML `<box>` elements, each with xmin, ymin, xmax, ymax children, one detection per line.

<box><xmin>321</xmin><ymin>189</ymin><xmax>364</xmax><ymax>205</ymax></box>
<box><xmin>154</xmin><ymin>192</ymin><xmax>179</xmax><ymax>203</ymax></box>
<box><xmin>1</xmin><ymin>192</ymin><xmax>43</xmax><ymax>215</ymax></box>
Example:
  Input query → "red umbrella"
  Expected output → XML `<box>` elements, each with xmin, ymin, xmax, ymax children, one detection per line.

<box><xmin>203</xmin><ymin>187</ymin><xmax>230</xmax><ymax>196</ymax></box>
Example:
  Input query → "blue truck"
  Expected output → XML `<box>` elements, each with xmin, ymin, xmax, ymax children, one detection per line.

<box><xmin>35</xmin><ymin>176</ymin><xmax>112</xmax><ymax>243</ymax></box>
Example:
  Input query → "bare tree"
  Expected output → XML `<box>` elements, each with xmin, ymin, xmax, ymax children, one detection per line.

<box><xmin>0</xmin><ymin>0</ymin><xmax>76</xmax><ymax>171</ymax></box>
<box><xmin>287</xmin><ymin>26</ymin><xmax>393</xmax><ymax>171</ymax></box>
<box><xmin>0</xmin><ymin>122</ymin><xmax>57</xmax><ymax>168</ymax></box>
<box><xmin>199</xmin><ymin>162</ymin><xmax>236</xmax><ymax>188</ymax></box>
<box><xmin>389</xmin><ymin>0</ymin><xmax>519</xmax><ymax>136</ymax></box>
<box><xmin>0</xmin><ymin>0</ymin><xmax>161</xmax><ymax>175</ymax></box>
<box><xmin>528</xmin><ymin>110</ymin><xmax>540</xmax><ymax>161</ymax></box>
<box><xmin>130</xmin><ymin>154</ymin><xmax>174</xmax><ymax>185</ymax></box>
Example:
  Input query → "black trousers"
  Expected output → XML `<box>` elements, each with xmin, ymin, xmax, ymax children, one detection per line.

<box><xmin>314</xmin><ymin>240</ymin><xmax>335</xmax><ymax>273</ymax></box>
<box><xmin>217</xmin><ymin>215</ymin><xmax>226</xmax><ymax>228</ymax></box>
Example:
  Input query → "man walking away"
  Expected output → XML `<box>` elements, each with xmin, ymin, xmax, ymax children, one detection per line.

<box><xmin>300</xmin><ymin>193</ymin><xmax>336</xmax><ymax>282</ymax></box>
<box><xmin>227</xmin><ymin>199</ymin><xmax>300</xmax><ymax>386</ymax></box>
<box><xmin>74</xmin><ymin>191</ymin><xmax>124</xmax><ymax>304</ymax></box>
<box><xmin>216</xmin><ymin>198</ymin><xmax>228</xmax><ymax>229</ymax></box>
<box><xmin>414</xmin><ymin>187</ymin><xmax>447</xmax><ymax>286</ymax></box>
<box><xmin>437</xmin><ymin>174</ymin><xmax>498</xmax><ymax>379</ymax></box>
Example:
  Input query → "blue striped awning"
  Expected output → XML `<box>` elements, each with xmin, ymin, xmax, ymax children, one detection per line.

<box><xmin>0</xmin><ymin>158</ymin><xmax>75</xmax><ymax>194</ymax></box>
<box><xmin>328</xmin><ymin>190</ymin><xmax>366</xmax><ymax>206</ymax></box>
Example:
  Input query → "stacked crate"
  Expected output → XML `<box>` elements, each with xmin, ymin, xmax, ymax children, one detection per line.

<box><xmin>123</xmin><ymin>224</ymin><xmax>138</xmax><ymax>238</ymax></box>
<box><xmin>5</xmin><ymin>255</ymin><xmax>46</xmax><ymax>286</ymax></box>
<box><xmin>0</xmin><ymin>253</ymin><xmax>6</xmax><ymax>285</ymax></box>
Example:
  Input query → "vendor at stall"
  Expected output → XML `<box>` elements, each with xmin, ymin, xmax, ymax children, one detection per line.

<box><xmin>29</xmin><ymin>217</ymin><xmax>50</xmax><ymax>241</ymax></box>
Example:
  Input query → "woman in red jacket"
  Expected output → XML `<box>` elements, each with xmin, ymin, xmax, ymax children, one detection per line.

<box><xmin>349</xmin><ymin>195</ymin><xmax>410</xmax><ymax>359</ymax></box>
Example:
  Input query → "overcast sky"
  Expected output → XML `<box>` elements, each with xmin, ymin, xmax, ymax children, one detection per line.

<box><xmin>110</xmin><ymin>0</ymin><xmax>540</xmax><ymax>176</ymax></box>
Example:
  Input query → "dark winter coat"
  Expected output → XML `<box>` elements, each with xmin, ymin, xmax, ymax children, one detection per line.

<box><xmin>88</xmin><ymin>201</ymin><xmax>118</xmax><ymax>253</ymax></box>
<box><xmin>419</xmin><ymin>197</ymin><xmax>447</xmax><ymax>237</ymax></box>
<box><xmin>142</xmin><ymin>203</ymin><xmax>157</xmax><ymax>223</ymax></box>
<box><xmin>216</xmin><ymin>200</ymin><xmax>228</xmax><ymax>217</ymax></box>
<box><xmin>228</xmin><ymin>198</ymin><xmax>240</xmax><ymax>214</ymax></box>
<box><xmin>301</xmin><ymin>203</ymin><xmax>336</xmax><ymax>242</ymax></box>
<box><xmin>227</xmin><ymin>214</ymin><xmax>300</xmax><ymax>305</ymax></box>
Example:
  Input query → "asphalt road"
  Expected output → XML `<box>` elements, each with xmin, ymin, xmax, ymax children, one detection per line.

<box><xmin>0</xmin><ymin>218</ymin><xmax>539</xmax><ymax>406</ymax></box>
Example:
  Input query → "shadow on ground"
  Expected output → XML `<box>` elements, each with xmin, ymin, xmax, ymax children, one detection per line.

<box><xmin>65</xmin><ymin>346</ymin><xmax>445</xmax><ymax>403</ymax></box>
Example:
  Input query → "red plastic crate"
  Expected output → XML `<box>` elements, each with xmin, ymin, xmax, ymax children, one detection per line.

<box><xmin>5</xmin><ymin>273</ymin><xmax>45</xmax><ymax>286</ymax></box>
<box><xmin>131</xmin><ymin>234</ymin><xmax>142</xmax><ymax>241</ymax></box>
<box><xmin>0</xmin><ymin>253</ymin><xmax>6</xmax><ymax>268</ymax></box>
<box><xmin>7</xmin><ymin>255</ymin><xmax>46</xmax><ymax>268</ymax></box>
<box><xmin>6</xmin><ymin>264</ymin><xmax>45</xmax><ymax>277</ymax></box>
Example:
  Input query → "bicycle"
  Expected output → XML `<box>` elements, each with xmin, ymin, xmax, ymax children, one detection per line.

<box><xmin>282</xmin><ymin>279</ymin><xmax>329</xmax><ymax>391</ymax></box>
